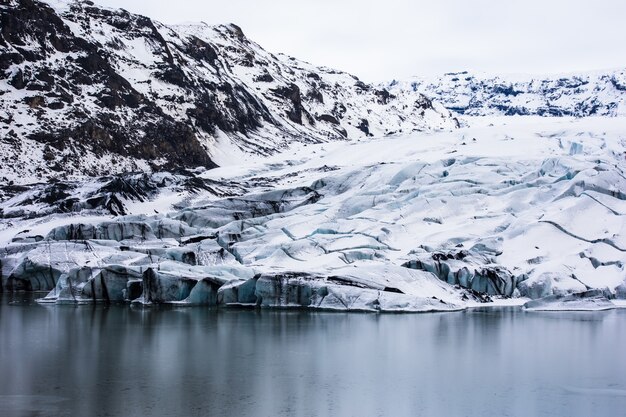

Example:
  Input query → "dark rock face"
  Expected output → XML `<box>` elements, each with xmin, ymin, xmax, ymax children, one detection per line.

<box><xmin>271</xmin><ymin>83</ymin><xmax>305</xmax><ymax>124</ymax></box>
<box><xmin>317</xmin><ymin>114</ymin><xmax>340</xmax><ymax>125</ymax></box>
<box><xmin>374</xmin><ymin>89</ymin><xmax>394</xmax><ymax>105</ymax></box>
<box><xmin>1</xmin><ymin>0</ymin><xmax>214</xmax><ymax>172</ymax></box>
<box><xmin>357</xmin><ymin>119</ymin><xmax>370</xmax><ymax>135</ymax></box>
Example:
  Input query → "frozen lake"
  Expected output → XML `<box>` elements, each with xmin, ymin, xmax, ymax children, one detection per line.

<box><xmin>1</xmin><ymin>293</ymin><xmax>625</xmax><ymax>417</ymax></box>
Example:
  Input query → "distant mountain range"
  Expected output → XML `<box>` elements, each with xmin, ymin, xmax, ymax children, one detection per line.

<box><xmin>387</xmin><ymin>69</ymin><xmax>626</xmax><ymax>117</ymax></box>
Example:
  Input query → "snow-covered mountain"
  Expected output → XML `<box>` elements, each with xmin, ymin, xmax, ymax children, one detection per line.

<box><xmin>387</xmin><ymin>69</ymin><xmax>626</xmax><ymax>117</ymax></box>
<box><xmin>0</xmin><ymin>0</ymin><xmax>456</xmax><ymax>185</ymax></box>
<box><xmin>1</xmin><ymin>1</ymin><xmax>625</xmax><ymax>312</ymax></box>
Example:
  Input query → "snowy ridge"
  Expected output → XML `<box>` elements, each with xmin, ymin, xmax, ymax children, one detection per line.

<box><xmin>0</xmin><ymin>0</ymin><xmax>456</xmax><ymax>185</ymax></box>
<box><xmin>387</xmin><ymin>69</ymin><xmax>626</xmax><ymax>117</ymax></box>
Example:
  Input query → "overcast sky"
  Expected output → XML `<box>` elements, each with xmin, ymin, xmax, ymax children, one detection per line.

<box><xmin>97</xmin><ymin>0</ymin><xmax>626</xmax><ymax>82</ymax></box>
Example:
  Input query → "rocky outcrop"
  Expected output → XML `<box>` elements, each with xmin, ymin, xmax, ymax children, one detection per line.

<box><xmin>1</xmin><ymin>0</ymin><xmax>215</xmax><ymax>173</ymax></box>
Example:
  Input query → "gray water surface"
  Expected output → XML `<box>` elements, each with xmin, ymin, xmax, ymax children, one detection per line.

<box><xmin>1</xmin><ymin>293</ymin><xmax>625</xmax><ymax>417</ymax></box>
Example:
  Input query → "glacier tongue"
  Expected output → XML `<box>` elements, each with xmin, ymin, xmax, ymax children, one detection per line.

<box><xmin>1</xmin><ymin>116</ymin><xmax>626</xmax><ymax>311</ymax></box>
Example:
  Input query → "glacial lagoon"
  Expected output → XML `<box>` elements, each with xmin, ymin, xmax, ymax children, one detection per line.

<box><xmin>1</xmin><ymin>293</ymin><xmax>625</xmax><ymax>417</ymax></box>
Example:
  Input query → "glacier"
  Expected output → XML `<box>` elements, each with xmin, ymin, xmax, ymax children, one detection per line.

<box><xmin>1</xmin><ymin>0</ymin><xmax>625</xmax><ymax>313</ymax></box>
<box><xmin>2</xmin><ymin>116</ymin><xmax>625</xmax><ymax>311</ymax></box>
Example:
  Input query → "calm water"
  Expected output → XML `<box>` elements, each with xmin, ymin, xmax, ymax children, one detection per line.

<box><xmin>1</xmin><ymin>294</ymin><xmax>625</xmax><ymax>417</ymax></box>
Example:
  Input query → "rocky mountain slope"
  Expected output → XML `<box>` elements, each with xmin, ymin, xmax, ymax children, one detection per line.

<box><xmin>0</xmin><ymin>0</ymin><xmax>456</xmax><ymax>185</ymax></box>
<box><xmin>387</xmin><ymin>69</ymin><xmax>626</xmax><ymax>117</ymax></box>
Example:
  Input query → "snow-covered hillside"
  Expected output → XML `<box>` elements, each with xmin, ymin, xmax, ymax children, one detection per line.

<box><xmin>387</xmin><ymin>70</ymin><xmax>626</xmax><ymax>117</ymax></box>
<box><xmin>2</xmin><ymin>117</ymin><xmax>625</xmax><ymax>311</ymax></box>
<box><xmin>1</xmin><ymin>0</ymin><xmax>625</xmax><ymax>312</ymax></box>
<box><xmin>0</xmin><ymin>0</ymin><xmax>456</xmax><ymax>185</ymax></box>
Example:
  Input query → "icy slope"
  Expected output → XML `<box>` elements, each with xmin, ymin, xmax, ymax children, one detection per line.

<box><xmin>0</xmin><ymin>0</ymin><xmax>456</xmax><ymax>184</ymax></box>
<box><xmin>2</xmin><ymin>117</ymin><xmax>625</xmax><ymax>311</ymax></box>
<box><xmin>387</xmin><ymin>69</ymin><xmax>626</xmax><ymax>117</ymax></box>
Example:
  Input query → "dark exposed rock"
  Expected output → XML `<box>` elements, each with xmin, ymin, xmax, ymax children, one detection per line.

<box><xmin>374</xmin><ymin>89</ymin><xmax>394</xmax><ymax>104</ymax></box>
<box><xmin>357</xmin><ymin>119</ymin><xmax>370</xmax><ymax>135</ymax></box>
<box><xmin>307</xmin><ymin>87</ymin><xmax>324</xmax><ymax>103</ymax></box>
<box><xmin>334</xmin><ymin>126</ymin><xmax>348</xmax><ymax>138</ymax></box>
<box><xmin>332</xmin><ymin>102</ymin><xmax>347</xmax><ymax>119</ymax></box>
<box><xmin>254</xmin><ymin>72</ymin><xmax>274</xmax><ymax>82</ymax></box>
<box><xmin>271</xmin><ymin>83</ymin><xmax>304</xmax><ymax>124</ymax></box>
<box><xmin>185</xmin><ymin>35</ymin><xmax>218</xmax><ymax>64</ymax></box>
<box><xmin>225</xmin><ymin>23</ymin><xmax>246</xmax><ymax>42</ymax></box>
<box><xmin>47</xmin><ymin>101</ymin><xmax>64</xmax><ymax>109</ymax></box>
<box><xmin>0</xmin><ymin>0</ymin><xmax>74</xmax><ymax>56</ymax></box>
<box><xmin>1</xmin><ymin>0</ymin><xmax>219</xmax><ymax>172</ymax></box>
<box><xmin>317</xmin><ymin>114</ymin><xmax>340</xmax><ymax>125</ymax></box>
<box><xmin>24</xmin><ymin>95</ymin><xmax>45</xmax><ymax>108</ymax></box>
<box><xmin>354</xmin><ymin>81</ymin><xmax>369</xmax><ymax>91</ymax></box>
<box><xmin>415</xmin><ymin>95</ymin><xmax>433</xmax><ymax>110</ymax></box>
<box><xmin>7</xmin><ymin>68</ymin><xmax>26</xmax><ymax>89</ymax></box>
<box><xmin>460</xmin><ymin>288</ymin><xmax>493</xmax><ymax>303</ymax></box>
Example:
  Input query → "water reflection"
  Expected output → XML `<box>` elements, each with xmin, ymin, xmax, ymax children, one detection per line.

<box><xmin>1</xmin><ymin>294</ymin><xmax>625</xmax><ymax>417</ymax></box>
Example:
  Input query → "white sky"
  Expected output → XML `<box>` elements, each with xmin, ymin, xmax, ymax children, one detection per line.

<box><xmin>96</xmin><ymin>0</ymin><xmax>626</xmax><ymax>82</ymax></box>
